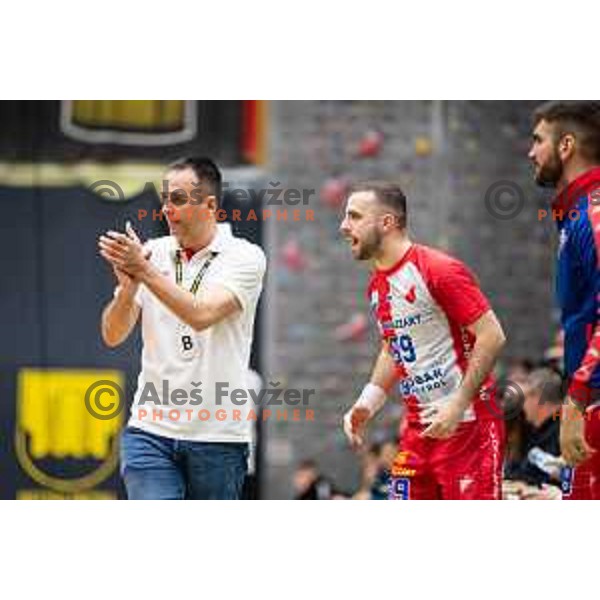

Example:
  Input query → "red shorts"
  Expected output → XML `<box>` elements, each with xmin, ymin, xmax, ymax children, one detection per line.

<box><xmin>563</xmin><ymin>406</ymin><xmax>600</xmax><ymax>500</ymax></box>
<box><xmin>389</xmin><ymin>418</ymin><xmax>505</xmax><ymax>500</ymax></box>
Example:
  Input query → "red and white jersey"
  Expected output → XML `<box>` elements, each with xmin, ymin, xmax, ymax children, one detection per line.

<box><xmin>367</xmin><ymin>244</ymin><xmax>494</xmax><ymax>426</ymax></box>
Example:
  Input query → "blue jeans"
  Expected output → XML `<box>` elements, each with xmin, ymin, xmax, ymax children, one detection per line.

<box><xmin>120</xmin><ymin>427</ymin><xmax>248</xmax><ymax>500</ymax></box>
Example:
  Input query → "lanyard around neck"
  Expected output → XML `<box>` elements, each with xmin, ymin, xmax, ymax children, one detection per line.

<box><xmin>175</xmin><ymin>251</ymin><xmax>218</xmax><ymax>295</ymax></box>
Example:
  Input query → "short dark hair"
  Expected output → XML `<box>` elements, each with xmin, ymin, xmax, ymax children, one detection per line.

<box><xmin>533</xmin><ymin>101</ymin><xmax>600</xmax><ymax>163</ymax></box>
<box><xmin>297</xmin><ymin>459</ymin><xmax>317</xmax><ymax>471</ymax></box>
<box><xmin>167</xmin><ymin>156</ymin><xmax>223</xmax><ymax>200</ymax></box>
<box><xmin>527</xmin><ymin>368</ymin><xmax>566</xmax><ymax>406</ymax></box>
<box><xmin>350</xmin><ymin>181</ymin><xmax>407</xmax><ymax>228</ymax></box>
<box><xmin>507</xmin><ymin>357</ymin><xmax>534</xmax><ymax>373</ymax></box>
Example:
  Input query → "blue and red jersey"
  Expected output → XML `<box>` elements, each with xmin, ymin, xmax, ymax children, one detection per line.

<box><xmin>553</xmin><ymin>167</ymin><xmax>600</xmax><ymax>405</ymax></box>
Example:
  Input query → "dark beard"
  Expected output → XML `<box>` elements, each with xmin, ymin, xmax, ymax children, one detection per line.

<box><xmin>357</xmin><ymin>227</ymin><xmax>383</xmax><ymax>260</ymax></box>
<box><xmin>535</xmin><ymin>150</ymin><xmax>563</xmax><ymax>188</ymax></box>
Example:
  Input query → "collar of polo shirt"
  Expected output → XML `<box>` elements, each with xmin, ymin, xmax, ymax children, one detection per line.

<box><xmin>171</xmin><ymin>222</ymin><xmax>233</xmax><ymax>262</ymax></box>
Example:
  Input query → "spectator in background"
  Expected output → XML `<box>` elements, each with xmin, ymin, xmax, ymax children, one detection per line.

<box><xmin>505</xmin><ymin>368</ymin><xmax>564</xmax><ymax>488</ymax></box>
<box><xmin>501</xmin><ymin>358</ymin><xmax>535</xmax><ymax>473</ymax></box>
<box><xmin>543</xmin><ymin>329</ymin><xmax>564</xmax><ymax>374</ymax></box>
<box><xmin>352</xmin><ymin>444</ymin><xmax>380</xmax><ymax>499</ymax></box>
<box><xmin>352</xmin><ymin>439</ymin><xmax>398</xmax><ymax>499</ymax></box>
<box><xmin>503</xmin><ymin>405</ymin><xmax>527</xmax><ymax>476</ymax></box>
<box><xmin>369</xmin><ymin>439</ymin><xmax>397</xmax><ymax>499</ymax></box>
<box><xmin>506</xmin><ymin>357</ymin><xmax>534</xmax><ymax>387</ymax></box>
<box><xmin>293</xmin><ymin>459</ymin><xmax>333</xmax><ymax>500</ymax></box>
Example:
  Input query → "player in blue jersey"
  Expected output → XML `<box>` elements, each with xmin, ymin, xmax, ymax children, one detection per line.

<box><xmin>529</xmin><ymin>101</ymin><xmax>600</xmax><ymax>498</ymax></box>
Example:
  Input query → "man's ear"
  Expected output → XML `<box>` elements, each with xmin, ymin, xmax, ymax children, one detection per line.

<box><xmin>558</xmin><ymin>133</ymin><xmax>576</xmax><ymax>161</ymax></box>
<box><xmin>205</xmin><ymin>195</ymin><xmax>218</xmax><ymax>212</ymax></box>
<box><xmin>382</xmin><ymin>212</ymin><xmax>399</xmax><ymax>231</ymax></box>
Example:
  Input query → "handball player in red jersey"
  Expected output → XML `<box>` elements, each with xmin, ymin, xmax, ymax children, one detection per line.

<box><xmin>340</xmin><ymin>181</ymin><xmax>507</xmax><ymax>499</ymax></box>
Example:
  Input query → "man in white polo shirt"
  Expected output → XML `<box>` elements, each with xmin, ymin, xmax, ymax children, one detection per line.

<box><xmin>98</xmin><ymin>157</ymin><xmax>266</xmax><ymax>499</ymax></box>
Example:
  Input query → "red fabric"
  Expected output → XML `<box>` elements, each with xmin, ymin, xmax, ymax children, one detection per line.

<box><xmin>372</xmin><ymin>244</ymin><xmax>416</xmax><ymax>277</ymax></box>
<box><xmin>552</xmin><ymin>166</ymin><xmax>600</xmax><ymax>213</ymax></box>
<box><xmin>419</xmin><ymin>246</ymin><xmax>496</xmax><ymax>420</ymax></box>
<box><xmin>182</xmin><ymin>248</ymin><xmax>196</xmax><ymax>261</ymax></box>
<box><xmin>241</xmin><ymin>100</ymin><xmax>259</xmax><ymax>163</ymax></box>
<box><xmin>563</xmin><ymin>406</ymin><xmax>600</xmax><ymax>499</ymax></box>
<box><xmin>424</xmin><ymin>249</ymin><xmax>491</xmax><ymax>328</ymax></box>
<box><xmin>391</xmin><ymin>418</ymin><xmax>505</xmax><ymax>499</ymax></box>
<box><xmin>367</xmin><ymin>266</ymin><xmax>408</xmax><ymax>380</ymax></box>
<box><xmin>367</xmin><ymin>245</ymin><xmax>491</xmax><ymax>328</ymax></box>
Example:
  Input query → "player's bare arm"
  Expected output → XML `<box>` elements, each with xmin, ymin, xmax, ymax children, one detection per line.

<box><xmin>560</xmin><ymin>398</ymin><xmax>593</xmax><ymax>465</ymax></box>
<box><xmin>562</xmin><ymin>325</ymin><xmax>596</xmax><ymax>466</ymax></box>
<box><xmin>99</xmin><ymin>230</ymin><xmax>241</xmax><ymax>332</ymax></box>
<box><xmin>343</xmin><ymin>342</ymin><xmax>399</xmax><ymax>450</ymax></box>
<box><xmin>560</xmin><ymin>267</ymin><xmax>599</xmax><ymax>466</ymax></box>
<box><xmin>423</xmin><ymin>309</ymin><xmax>506</xmax><ymax>439</ymax></box>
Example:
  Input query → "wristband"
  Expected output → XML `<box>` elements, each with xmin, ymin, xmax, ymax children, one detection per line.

<box><xmin>355</xmin><ymin>383</ymin><xmax>387</xmax><ymax>416</ymax></box>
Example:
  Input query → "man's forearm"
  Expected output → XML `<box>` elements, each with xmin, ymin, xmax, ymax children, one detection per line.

<box><xmin>458</xmin><ymin>332</ymin><xmax>505</xmax><ymax>405</ymax></box>
<box><xmin>371</xmin><ymin>344</ymin><xmax>401</xmax><ymax>394</ymax></box>
<box><xmin>352</xmin><ymin>345</ymin><xmax>400</xmax><ymax>417</ymax></box>
<box><xmin>101</xmin><ymin>285</ymin><xmax>139</xmax><ymax>347</ymax></box>
<box><xmin>568</xmin><ymin>321</ymin><xmax>600</xmax><ymax>407</ymax></box>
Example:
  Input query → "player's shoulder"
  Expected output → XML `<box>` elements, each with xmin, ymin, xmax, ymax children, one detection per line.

<box><xmin>580</xmin><ymin>180</ymin><xmax>600</xmax><ymax>207</ymax></box>
<box><xmin>411</xmin><ymin>244</ymin><xmax>481</xmax><ymax>293</ymax></box>
<box><xmin>412</xmin><ymin>243</ymin><xmax>467</xmax><ymax>272</ymax></box>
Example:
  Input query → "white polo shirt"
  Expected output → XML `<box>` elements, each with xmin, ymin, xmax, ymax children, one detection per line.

<box><xmin>127</xmin><ymin>224</ymin><xmax>266</xmax><ymax>442</ymax></box>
